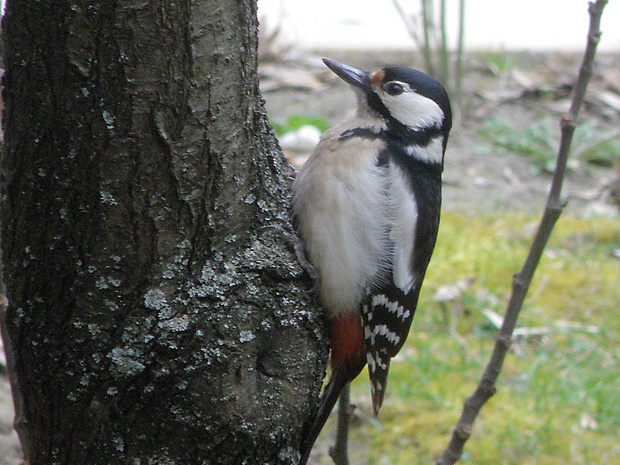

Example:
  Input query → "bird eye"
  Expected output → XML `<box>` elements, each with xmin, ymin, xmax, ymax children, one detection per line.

<box><xmin>383</xmin><ymin>82</ymin><xmax>405</xmax><ymax>96</ymax></box>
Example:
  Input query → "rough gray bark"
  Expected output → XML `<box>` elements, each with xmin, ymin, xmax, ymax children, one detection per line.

<box><xmin>0</xmin><ymin>1</ymin><xmax>327</xmax><ymax>464</ymax></box>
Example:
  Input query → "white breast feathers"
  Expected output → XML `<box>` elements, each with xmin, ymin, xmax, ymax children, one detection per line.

<box><xmin>293</xmin><ymin>122</ymin><xmax>392</xmax><ymax>316</ymax></box>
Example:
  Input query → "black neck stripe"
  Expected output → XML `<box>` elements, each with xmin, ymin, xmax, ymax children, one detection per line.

<box><xmin>339</xmin><ymin>125</ymin><xmax>443</xmax><ymax>149</ymax></box>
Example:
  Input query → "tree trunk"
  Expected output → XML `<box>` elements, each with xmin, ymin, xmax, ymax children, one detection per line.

<box><xmin>0</xmin><ymin>1</ymin><xmax>327</xmax><ymax>464</ymax></box>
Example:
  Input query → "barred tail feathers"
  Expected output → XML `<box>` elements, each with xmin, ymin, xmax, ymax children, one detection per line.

<box><xmin>366</xmin><ymin>348</ymin><xmax>391</xmax><ymax>417</ymax></box>
<box><xmin>362</xmin><ymin>287</ymin><xmax>419</xmax><ymax>417</ymax></box>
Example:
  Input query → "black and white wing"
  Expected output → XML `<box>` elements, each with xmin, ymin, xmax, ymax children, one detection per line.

<box><xmin>362</xmin><ymin>155</ymin><xmax>442</xmax><ymax>415</ymax></box>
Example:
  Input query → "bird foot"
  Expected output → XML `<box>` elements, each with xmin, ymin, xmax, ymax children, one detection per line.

<box><xmin>261</xmin><ymin>224</ymin><xmax>321</xmax><ymax>292</ymax></box>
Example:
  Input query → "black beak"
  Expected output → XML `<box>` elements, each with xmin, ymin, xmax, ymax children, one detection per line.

<box><xmin>322</xmin><ymin>58</ymin><xmax>371</xmax><ymax>92</ymax></box>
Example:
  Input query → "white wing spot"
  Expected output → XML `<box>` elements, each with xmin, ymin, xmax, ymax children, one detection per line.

<box><xmin>371</xmin><ymin>294</ymin><xmax>409</xmax><ymax>321</ymax></box>
<box><xmin>367</xmin><ymin>353</ymin><xmax>376</xmax><ymax>371</ymax></box>
<box><xmin>375</xmin><ymin>353</ymin><xmax>388</xmax><ymax>370</ymax></box>
<box><xmin>368</xmin><ymin>324</ymin><xmax>401</xmax><ymax>346</ymax></box>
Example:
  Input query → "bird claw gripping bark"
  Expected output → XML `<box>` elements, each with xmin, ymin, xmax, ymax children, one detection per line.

<box><xmin>261</xmin><ymin>224</ymin><xmax>321</xmax><ymax>293</ymax></box>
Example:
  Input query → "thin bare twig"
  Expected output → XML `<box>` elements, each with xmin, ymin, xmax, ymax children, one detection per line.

<box><xmin>454</xmin><ymin>0</ymin><xmax>466</xmax><ymax>109</ymax></box>
<box><xmin>392</xmin><ymin>0</ymin><xmax>423</xmax><ymax>51</ymax></box>
<box><xmin>436</xmin><ymin>1</ymin><xmax>608</xmax><ymax>464</ymax></box>
<box><xmin>329</xmin><ymin>385</ymin><xmax>351</xmax><ymax>465</ymax></box>
<box><xmin>439</xmin><ymin>0</ymin><xmax>449</xmax><ymax>85</ymax></box>
<box><xmin>421</xmin><ymin>0</ymin><xmax>435</xmax><ymax>77</ymax></box>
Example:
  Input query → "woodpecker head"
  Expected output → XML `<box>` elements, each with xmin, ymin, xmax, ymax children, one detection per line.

<box><xmin>322</xmin><ymin>58</ymin><xmax>452</xmax><ymax>151</ymax></box>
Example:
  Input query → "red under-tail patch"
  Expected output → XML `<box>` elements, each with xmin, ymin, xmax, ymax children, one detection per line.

<box><xmin>329</xmin><ymin>312</ymin><xmax>366</xmax><ymax>376</ymax></box>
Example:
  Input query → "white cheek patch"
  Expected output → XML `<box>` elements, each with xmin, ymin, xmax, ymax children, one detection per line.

<box><xmin>404</xmin><ymin>137</ymin><xmax>444</xmax><ymax>164</ymax></box>
<box><xmin>379</xmin><ymin>86</ymin><xmax>444</xmax><ymax>130</ymax></box>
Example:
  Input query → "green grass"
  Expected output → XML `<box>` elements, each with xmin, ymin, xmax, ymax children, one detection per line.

<box><xmin>270</xmin><ymin>115</ymin><xmax>330</xmax><ymax>137</ymax></box>
<box><xmin>477</xmin><ymin>118</ymin><xmax>620</xmax><ymax>173</ymax></box>
<box><xmin>341</xmin><ymin>212</ymin><xmax>620</xmax><ymax>464</ymax></box>
<box><xmin>480</xmin><ymin>50</ymin><xmax>523</xmax><ymax>78</ymax></box>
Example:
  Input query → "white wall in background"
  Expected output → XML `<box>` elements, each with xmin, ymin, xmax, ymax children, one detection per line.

<box><xmin>258</xmin><ymin>0</ymin><xmax>620</xmax><ymax>51</ymax></box>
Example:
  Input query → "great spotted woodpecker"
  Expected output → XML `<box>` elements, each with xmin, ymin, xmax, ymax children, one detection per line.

<box><xmin>293</xmin><ymin>58</ymin><xmax>452</xmax><ymax>461</ymax></box>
